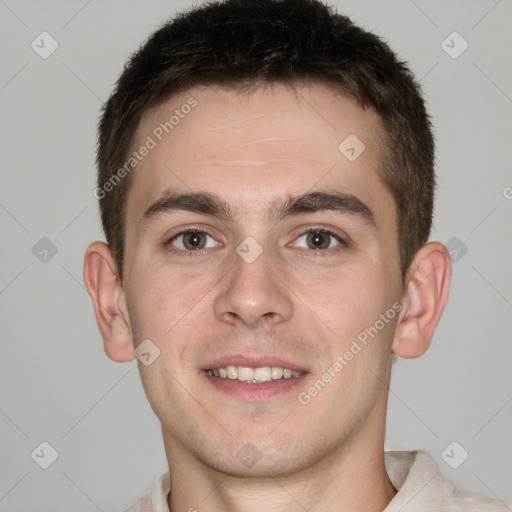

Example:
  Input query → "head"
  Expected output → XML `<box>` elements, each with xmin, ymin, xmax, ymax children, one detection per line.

<box><xmin>85</xmin><ymin>0</ymin><xmax>450</xmax><ymax>478</ymax></box>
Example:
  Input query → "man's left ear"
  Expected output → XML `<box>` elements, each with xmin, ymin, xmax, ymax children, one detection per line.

<box><xmin>392</xmin><ymin>241</ymin><xmax>452</xmax><ymax>358</ymax></box>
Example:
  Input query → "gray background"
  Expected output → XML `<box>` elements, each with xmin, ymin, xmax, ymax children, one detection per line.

<box><xmin>1</xmin><ymin>0</ymin><xmax>511</xmax><ymax>510</ymax></box>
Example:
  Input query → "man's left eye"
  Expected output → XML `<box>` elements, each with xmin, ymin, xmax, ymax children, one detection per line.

<box><xmin>292</xmin><ymin>230</ymin><xmax>343</xmax><ymax>250</ymax></box>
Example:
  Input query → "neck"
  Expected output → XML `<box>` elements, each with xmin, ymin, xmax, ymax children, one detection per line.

<box><xmin>164</xmin><ymin>417</ymin><xmax>396</xmax><ymax>512</ymax></box>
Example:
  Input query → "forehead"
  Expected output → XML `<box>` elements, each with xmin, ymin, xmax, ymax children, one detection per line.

<box><xmin>126</xmin><ymin>82</ymin><xmax>393</xmax><ymax>230</ymax></box>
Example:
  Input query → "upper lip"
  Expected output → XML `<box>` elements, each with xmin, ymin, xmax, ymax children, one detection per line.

<box><xmin>203</xmin><ymin>354</ymin><xmax>307</xmax><ymax>373</ymax></box>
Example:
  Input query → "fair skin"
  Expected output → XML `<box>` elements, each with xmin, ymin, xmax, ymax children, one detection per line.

<box><xmin>84</xmin><ymin>82</ymin><xmax>451</xmax><ymax>512</ymax></box>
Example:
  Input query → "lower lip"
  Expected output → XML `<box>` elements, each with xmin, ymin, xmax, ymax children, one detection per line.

<box><xmin>202</xmin><ymin>371</ymin><xmax>307</xmax><ymax>400</ymax></box>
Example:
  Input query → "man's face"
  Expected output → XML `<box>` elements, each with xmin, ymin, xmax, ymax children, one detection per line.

<box><xmin>122</xmin><ymin>83</ymin><xmax>404</xmax><ymax>476</ymax></box>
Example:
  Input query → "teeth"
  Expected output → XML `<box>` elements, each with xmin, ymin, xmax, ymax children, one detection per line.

<box><xmin>254</xmin><ymin>367</ymin><xmax>272</xmax><ymax>381</ymax></box>
<box><xmin>226</xmin><ymin>365</ymin><xmax>238</xmax><ymax>379</ymax></box>
<box><xmin>208</xmin><ymin>365</ymin><xmax>303</xmax><ymax>383</ymax></box>
<box><xmin>237</xmin><ymin>367</ymin><xmax>254</xmax><ymax>381</ymax></box>
<box><xmin>271</xmin><ymin>367</ymin><xmax>283</xmax><ymax>379</ymax></box>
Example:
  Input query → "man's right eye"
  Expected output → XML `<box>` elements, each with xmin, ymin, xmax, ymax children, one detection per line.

<box><xmin>166</xmin><ymin>230</ymin><xmax>219</xmax><ymax>252</ymax></box>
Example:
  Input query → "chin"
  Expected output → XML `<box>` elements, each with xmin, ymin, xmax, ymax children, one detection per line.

<box><xmin>192</xmin><ymin>435</ymin><xmax>320</xmax><ymax>478</ymax></box>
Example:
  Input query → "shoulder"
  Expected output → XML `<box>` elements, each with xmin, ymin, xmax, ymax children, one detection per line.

<box><xmin>122</xmin><ymin>470</ymin><xmax>171</xmax><ymax>512</ymax></box>
<box><xmin>385</xmin><ymin>450</ymin><xmax>510</xmax><ymax>511</ymax></box>
<box><xmin>449</xmin><ymin>488</ymin><xmax>511</xmax><ymax>511</ymax></box>
<box><xmin>123</xmin><ymin>494</ymin><xmax>153</xmax><ymax>512</ymax></box>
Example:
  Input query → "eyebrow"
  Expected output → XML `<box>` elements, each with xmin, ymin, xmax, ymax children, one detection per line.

<box><xmin>140</xmin><ymin>190</ymin><xmax>376</xmax><ymax>233</ymax></box>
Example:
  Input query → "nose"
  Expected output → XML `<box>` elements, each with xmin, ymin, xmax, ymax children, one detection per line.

<box><xmin>213</xmin><ymin>242</ymin><xmax>293</xmax><ymax>329</ymax></box>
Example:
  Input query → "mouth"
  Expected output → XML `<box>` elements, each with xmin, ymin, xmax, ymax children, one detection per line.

<box><xmin>202</xmin><ymin>355</ymin><xmax>308</xmax><ymax>400</ymax></box>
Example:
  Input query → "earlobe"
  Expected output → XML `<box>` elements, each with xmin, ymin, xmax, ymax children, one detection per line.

<box><xmin>392</xmin><ymin>241</ymin><xmax>452</xmax><ymax>359</ymax></box>
<box><xmin>83</xmin><ymin>241</ymin><xmax>135</xmax><ymax>362</ymax></box>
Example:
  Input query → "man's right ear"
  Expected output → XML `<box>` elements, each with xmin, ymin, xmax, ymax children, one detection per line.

<box><xmin>83</xmin><ymin>241</ymin><xmax>134</xmax><ymax>362</ymax></box>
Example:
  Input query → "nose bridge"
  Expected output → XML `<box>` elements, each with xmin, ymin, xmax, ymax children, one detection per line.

<box><xmin>213</xmin><ymin>237</ymin><xmax>293</xmax><ymax>327</ymax></box>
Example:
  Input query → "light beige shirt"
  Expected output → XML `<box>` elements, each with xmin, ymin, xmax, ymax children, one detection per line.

<box><xmin>124</xmin><ymin>450</ymin><xmax>510</xmax><ymax>511</ymax></box>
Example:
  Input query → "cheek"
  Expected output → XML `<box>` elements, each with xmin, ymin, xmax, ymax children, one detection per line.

<box><xmin>126</xmin><ymin>262</ymin><xmax>218</xmax><ymax>342</ymax></box>
<box><xmin>125</xmin><ymin>267</ymin><xmax>171</xmax><ymax>341</ymax></box>
<box><xmin>299</xmin><ymin>261</ymin><xmax>388</xmax><ymax>340</ymax></box>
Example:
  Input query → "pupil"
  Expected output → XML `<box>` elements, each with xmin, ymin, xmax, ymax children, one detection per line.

<box><xmin>186</xmin><ymin>232</ymin><xmax>203</xmax><ymax>249</ymax></box>
<box><xmin>309</xmin><ymin>232</ymin><xmax>328</xmax><ymax>249</ymax></box>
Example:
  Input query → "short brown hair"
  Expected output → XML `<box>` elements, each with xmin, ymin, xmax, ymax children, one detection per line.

<box><xmin>96</xmin><ymin>0</ymin><xmax>435</xmax><ymax>283</ymax></box>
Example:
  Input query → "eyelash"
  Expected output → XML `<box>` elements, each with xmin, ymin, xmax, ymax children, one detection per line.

<box><xmin>163</xmin><ymin>226</ymin><xmax>347</xmax><ymax>257</ymax></box>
